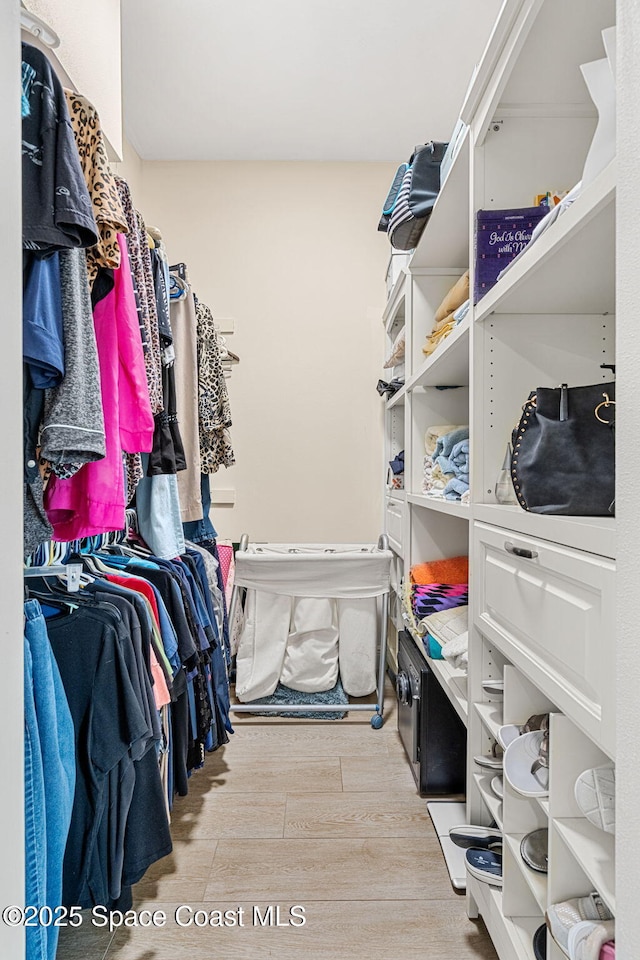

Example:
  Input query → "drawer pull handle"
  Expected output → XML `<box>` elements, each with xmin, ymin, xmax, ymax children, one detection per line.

<box><xmin>504</xmin><ymin>541</ymin><xmax>538</xmax><ymax>560</ymax></box>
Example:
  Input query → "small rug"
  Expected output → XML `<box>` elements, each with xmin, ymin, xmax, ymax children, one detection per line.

<box><xmin>246</xmin><ymin>678</ymin><xmax>348</xmax><ymax>720</ymax></box>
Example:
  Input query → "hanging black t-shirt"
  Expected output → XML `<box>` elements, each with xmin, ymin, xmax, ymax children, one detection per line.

<box><xmin>46</xmin><ymin>605</ymin><xmax>149</xmax><ymax>907</ymax></box>
<box><xmin>73</xmin><ymin>592</ymin><xmax>172</xmax><ymax>904</ymax></box>
<box><xmin>21</xmin><ymin>42</ymin><xmax>98</xmax><ymax>252</ymax></box>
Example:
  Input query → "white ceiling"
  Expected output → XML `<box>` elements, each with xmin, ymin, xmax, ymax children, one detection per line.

<box><xmin>121</xmin><ymin>0</ymin><xmax>502</xmax><ymax>162</ymax></box>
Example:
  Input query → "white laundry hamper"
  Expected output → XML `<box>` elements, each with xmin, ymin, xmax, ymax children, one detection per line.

<box><xmin>229</xmin><ymin>535</ymin><xmax>392</xmax><ymax>727</ymax></box>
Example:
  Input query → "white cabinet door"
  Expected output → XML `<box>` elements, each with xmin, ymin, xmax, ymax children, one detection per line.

<box><xmin>386</xmin><ymin>497</ymin><xmax>404</xmax><ymax>556</ymax></box>
<box><xmin>473</xmin><ymin>522</ymin><xmax>615</xmax><ymax>755</ymax></box>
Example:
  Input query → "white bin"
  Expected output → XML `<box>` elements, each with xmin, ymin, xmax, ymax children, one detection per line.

<box><xmin>233</xmin><ymin>543</ymin><xmax>392</xmax><ymax>703</ymax></box>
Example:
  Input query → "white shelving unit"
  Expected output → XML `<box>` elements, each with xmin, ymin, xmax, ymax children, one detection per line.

<box><xmin>380</xmin><ymin>1</ymin><xmax>617</xmax><ymax>955</ymax></box>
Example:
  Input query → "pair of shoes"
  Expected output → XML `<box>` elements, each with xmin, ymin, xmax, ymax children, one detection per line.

<box><xmin>449</xmin><ymin>825</ymin><xmax>502</xmax><ymax>887</ymax></box>
<box><xmin>546</xmin><ymin>893</ymin><xmax>614</xmax><ymax>958</ymax></box>
<box><xmin>575</xmin><ymin>765</ymin><xmax>615</xmax><ymax>835</ymax></box>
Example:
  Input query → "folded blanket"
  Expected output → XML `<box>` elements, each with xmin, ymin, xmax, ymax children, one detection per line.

<box><xmin>453</xmin><ymin>299</ymin><xmax>470</xmax><ymax>323</ymax></box>
<box><xmin>425</xmin><ymin>424</ymin><xmax>461</xmax><ymax>457</ymax></box>
<box><xmin>437</xmin><ymin>453</ymin><xmax>468</xmax><ymax>478</ymax></box>
<box><xmin>432</xmin><ymin>463</ymin><xmax>451</xmax><ymax>488</ymax></box>
<box><xmin>411</xmin><ymin>583</ymin><xmax>468</xmax><ymax>619</ymax></box>
<box><xmin>423</xmin><ymin>318</ymin><xmax>456</xmax><ymax>356</ymax></box>
<box><xmin>441</xmin><ymin>630</ymin><xmax>469</xmax><ymax>671</ymax></box>
<box><xmin>437</xmin><ymin>437</ymin><xmax>470</xmax><ymax>482</ymax></box>
<box><xmin>432</xmin><ymin>271</ymin><xmax>469</xmax><ymax>325</ymax></box>
<box><xmin>433</xmin><ymin>426</ymin><xmax>469</xmax><ymax>462</ymax></box>
<box><xmin>451</xmin><ymin>438</ymin><xmax>469</xmax><ymax>471</ymax></box>
<box><xmin>410</xmin><ymin>556</ymin><xmax>468</xmax><ymax>585</ymax></box>
<box><xmin>418</xmin><ymin>605</ymin><xmax>468</xmax><ymax>645</ymax></box>
<box><xmin>423</xmin><ymin>456</ymin><xmax>451</xmax><ymax>494</ymax></box>
<box><xmin>444</xmin><ymin>476</ymin><xmax>470</xmax><ymax>500</ymax></box>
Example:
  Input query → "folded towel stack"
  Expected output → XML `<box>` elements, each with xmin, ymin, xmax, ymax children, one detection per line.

<box><xmin>411</xmin><ymin>583</ymin><xmax>469</xmax><ymax>619</ymax></box>
<box><xmin>422</xmin><ymin>271</ymin><xmax>469</xmax><ymax>357</ymax></box>
<box><xmin>406</xmin><ymin>556</ymin><xmax>469</xmax><ymax>634</ymax></box>
<box><xmin>423</xmin><ymin>426</ymin><xmax>470</xmax><ymax>500</ymax></box>
<box><xmin>418</xmin><ymin>605</ymin><xmax>469</xmax><ymax>672</ymax></box>
<box><xmin>410</xmin><ymin>556</ymin><xmax>468</xmax><ymax>585</ymax></box>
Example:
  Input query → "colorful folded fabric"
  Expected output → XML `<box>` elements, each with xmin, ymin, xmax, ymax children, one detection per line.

<box><xmin>411</xmin><ymin>583</ymin><xmax>468</xmax><ymax>618</ymax></box>
<box><xmin>410</xmin><ymin>556</ymin><xmax>469</xmax><ymax>585</ymax></box>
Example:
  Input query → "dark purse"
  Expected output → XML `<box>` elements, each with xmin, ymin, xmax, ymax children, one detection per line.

<box><xmin>378</xmin><ymin>142</ymin><xmax>447</xmax><ymax>250</ymax></box>
<box><xmin>511</xmin><ymin>382</ymin><xmax>615</xmax><ymax>516</ymax></box>
<box><xmin>377</xmin><ymin>164</ymin><xmax>409</xmax><ymax>233</ymax></box>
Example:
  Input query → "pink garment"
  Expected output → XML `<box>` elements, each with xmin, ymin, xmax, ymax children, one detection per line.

<box><xmin>216</xmin><ymin>541</ymin><xmax>235</xmax><ymax>608</ymax></box>
<box><xmin>45</xmin><ymin>234</ymin><xmax>154</xmax><ymax>539</ymax></box>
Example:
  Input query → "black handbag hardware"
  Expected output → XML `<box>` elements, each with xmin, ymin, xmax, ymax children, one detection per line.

<box><xmin>594</xmin><ymin>392</ymin><xmax>615</xmax><ymax>424</ymax></box>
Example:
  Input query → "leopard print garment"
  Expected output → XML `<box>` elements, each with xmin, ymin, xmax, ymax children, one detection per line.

<box><xmin>64</xmin><ymin>91</ymin><xmax>128</xmax><ymax>286</ymax></box>
<box><xmin>115</xmin><ymin>177</ymin><xmax>163</xmax><ymax>416</ymax></box>
<box><xmin>195</xmin><ymin>298</ymin><xmax>235</xmax><ymax>473</ymax></box>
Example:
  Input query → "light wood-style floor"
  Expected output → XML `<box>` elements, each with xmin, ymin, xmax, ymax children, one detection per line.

<box><xmin>57</xmin><ymin>685</ymin><xmax>497</xmax><ymax>960</ymax></box>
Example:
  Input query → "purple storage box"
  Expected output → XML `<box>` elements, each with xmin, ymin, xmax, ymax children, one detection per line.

<box><xmin>474</xmin><ymin>206</ymin><xmax>549</xmax><ymax>303</ymax></box>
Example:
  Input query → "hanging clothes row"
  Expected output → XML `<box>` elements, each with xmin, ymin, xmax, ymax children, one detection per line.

<box><xmin>21</xmin><ymin>39</ymin><xmax>235</xmax><ymax>563</ymax></box>
<box><xmin>24</xmin><ymin>530</ymin><xmax>233</xmax><ymax>960</ymax></box>
<box><xmin>20</xmin><ymin>39</ymin><xmax>236</xmax><ymax>960</ymax></box>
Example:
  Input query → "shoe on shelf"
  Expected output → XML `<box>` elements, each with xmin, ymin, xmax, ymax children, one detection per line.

<box><xmin>465</xmin><ymin>848</ymin><xmax>502</xmax><ymax>886</ymax></box>
<box><xmin>568</xmin><ymin>919</ymin><xmax>615</xmax><ymax>960</ymax></box>
<box><xmin>599</xmin><ymin>942</ymin><xmax>615</xmax><ymax>960</ymax></box>
<box><xmin>533</xmin><ymin>923</ymin><xmax>547</xmax><ymax>960</ymax></box>
<box><xmin>449</xmin><ymin>825</ymin><xmax>502</xmax><ymax>850</ymax></box>
<box><xmin>546</xmin><ymin>893</ymin><xmax>613</xmax><ymax>956</ymax></box>
<box><xmin>490</xmin><ymin>775</ymin><xmax>504</xmax><ymax>798</ymax></box>
<box><xmin>474</xmin><ymin>739</ymin><xmax>503</xmax><ymax>769</ymax></box>
<box><xmin>474</xmin><ymin>753</ymin><xmax>504</xmax><ymax>769</ymax></box>
<box><xmin>520</xmin><ymin>827</ymin><xmax>548</xmax><ymax>873</ymax></box>
<box><xmin>575</xmin><ymin>765</ymin><xmax>615</xmax><ymax>835</ymax></box>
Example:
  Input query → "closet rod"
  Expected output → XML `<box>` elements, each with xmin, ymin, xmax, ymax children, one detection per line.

<box><xmin>24</xmin><ymin>563</ymin><xmax>82</xmax><ymax>592</ymax></box>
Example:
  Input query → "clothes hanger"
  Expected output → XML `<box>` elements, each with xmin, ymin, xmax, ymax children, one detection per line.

<box><xmin>20</xmin><ymin>3</ymin><xmax>60</xmax><ymax>49</ymax></box>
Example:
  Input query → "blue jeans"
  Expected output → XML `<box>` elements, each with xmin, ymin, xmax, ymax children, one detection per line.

<box><xmin>182</xmin><ymin>473</ymin><xmax>218</xmax><ymax>543</ymax></box>
<box><xmin>24</xmin><ymin>600</ymin><xmax>76</xmax><ymax>960</ymax></box>
<box><xmin>136</xmin><ymin>456</ymin><xmax>186</xmax><ymax>558</ymax></box>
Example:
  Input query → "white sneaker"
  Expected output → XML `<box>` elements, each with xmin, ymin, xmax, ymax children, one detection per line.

<box><xmin>575</xmin><ymin>765</ymin><xmax>615</xmax><ymax>834</ymax></box>
<box><xmin>567</xmin><ymin>919</ymin><xmax>615</xmax><ymax>960</ymax></box>
<box><xmin>546</xmin><ymin>894</ymin><xmax>613</xmax><ymax>956</ymax></box>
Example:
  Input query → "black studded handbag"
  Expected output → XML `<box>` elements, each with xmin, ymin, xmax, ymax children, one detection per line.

<box><xmin>511</xmin><ymin>381</ymin><xmax>615</xmax><ymax>516</ymax></box>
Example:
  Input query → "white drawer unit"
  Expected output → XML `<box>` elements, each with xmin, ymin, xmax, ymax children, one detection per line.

<box><xmin>472</xmin><ymin>522</ymin><xmax>615</xmax><ymax>756</ymax></box>
<box><xmin>385</xmin><ymin>496</ymin><xmax>404</xmax><ymax>556</ymax></box>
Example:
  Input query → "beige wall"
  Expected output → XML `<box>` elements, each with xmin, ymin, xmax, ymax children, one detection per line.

<box><xmin>138</xmin><ymin>160</ymin><xmax>394</xmax><ymax>543</ymax></box>
<box><xmin>24</xmin><ymin>0</ymin><xmax>123</xmax><ymax>157</ymax></box>
<box><xmin>113</xmin><ymin>135</ymin><xmax>145</xmax><ymax>202</ymax></box>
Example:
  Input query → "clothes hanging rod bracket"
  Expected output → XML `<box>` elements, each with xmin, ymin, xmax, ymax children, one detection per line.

<box><xmin>24</xmin><ymin>563</ymin><xmax>82</xmax><ymax>592</ymax></box>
